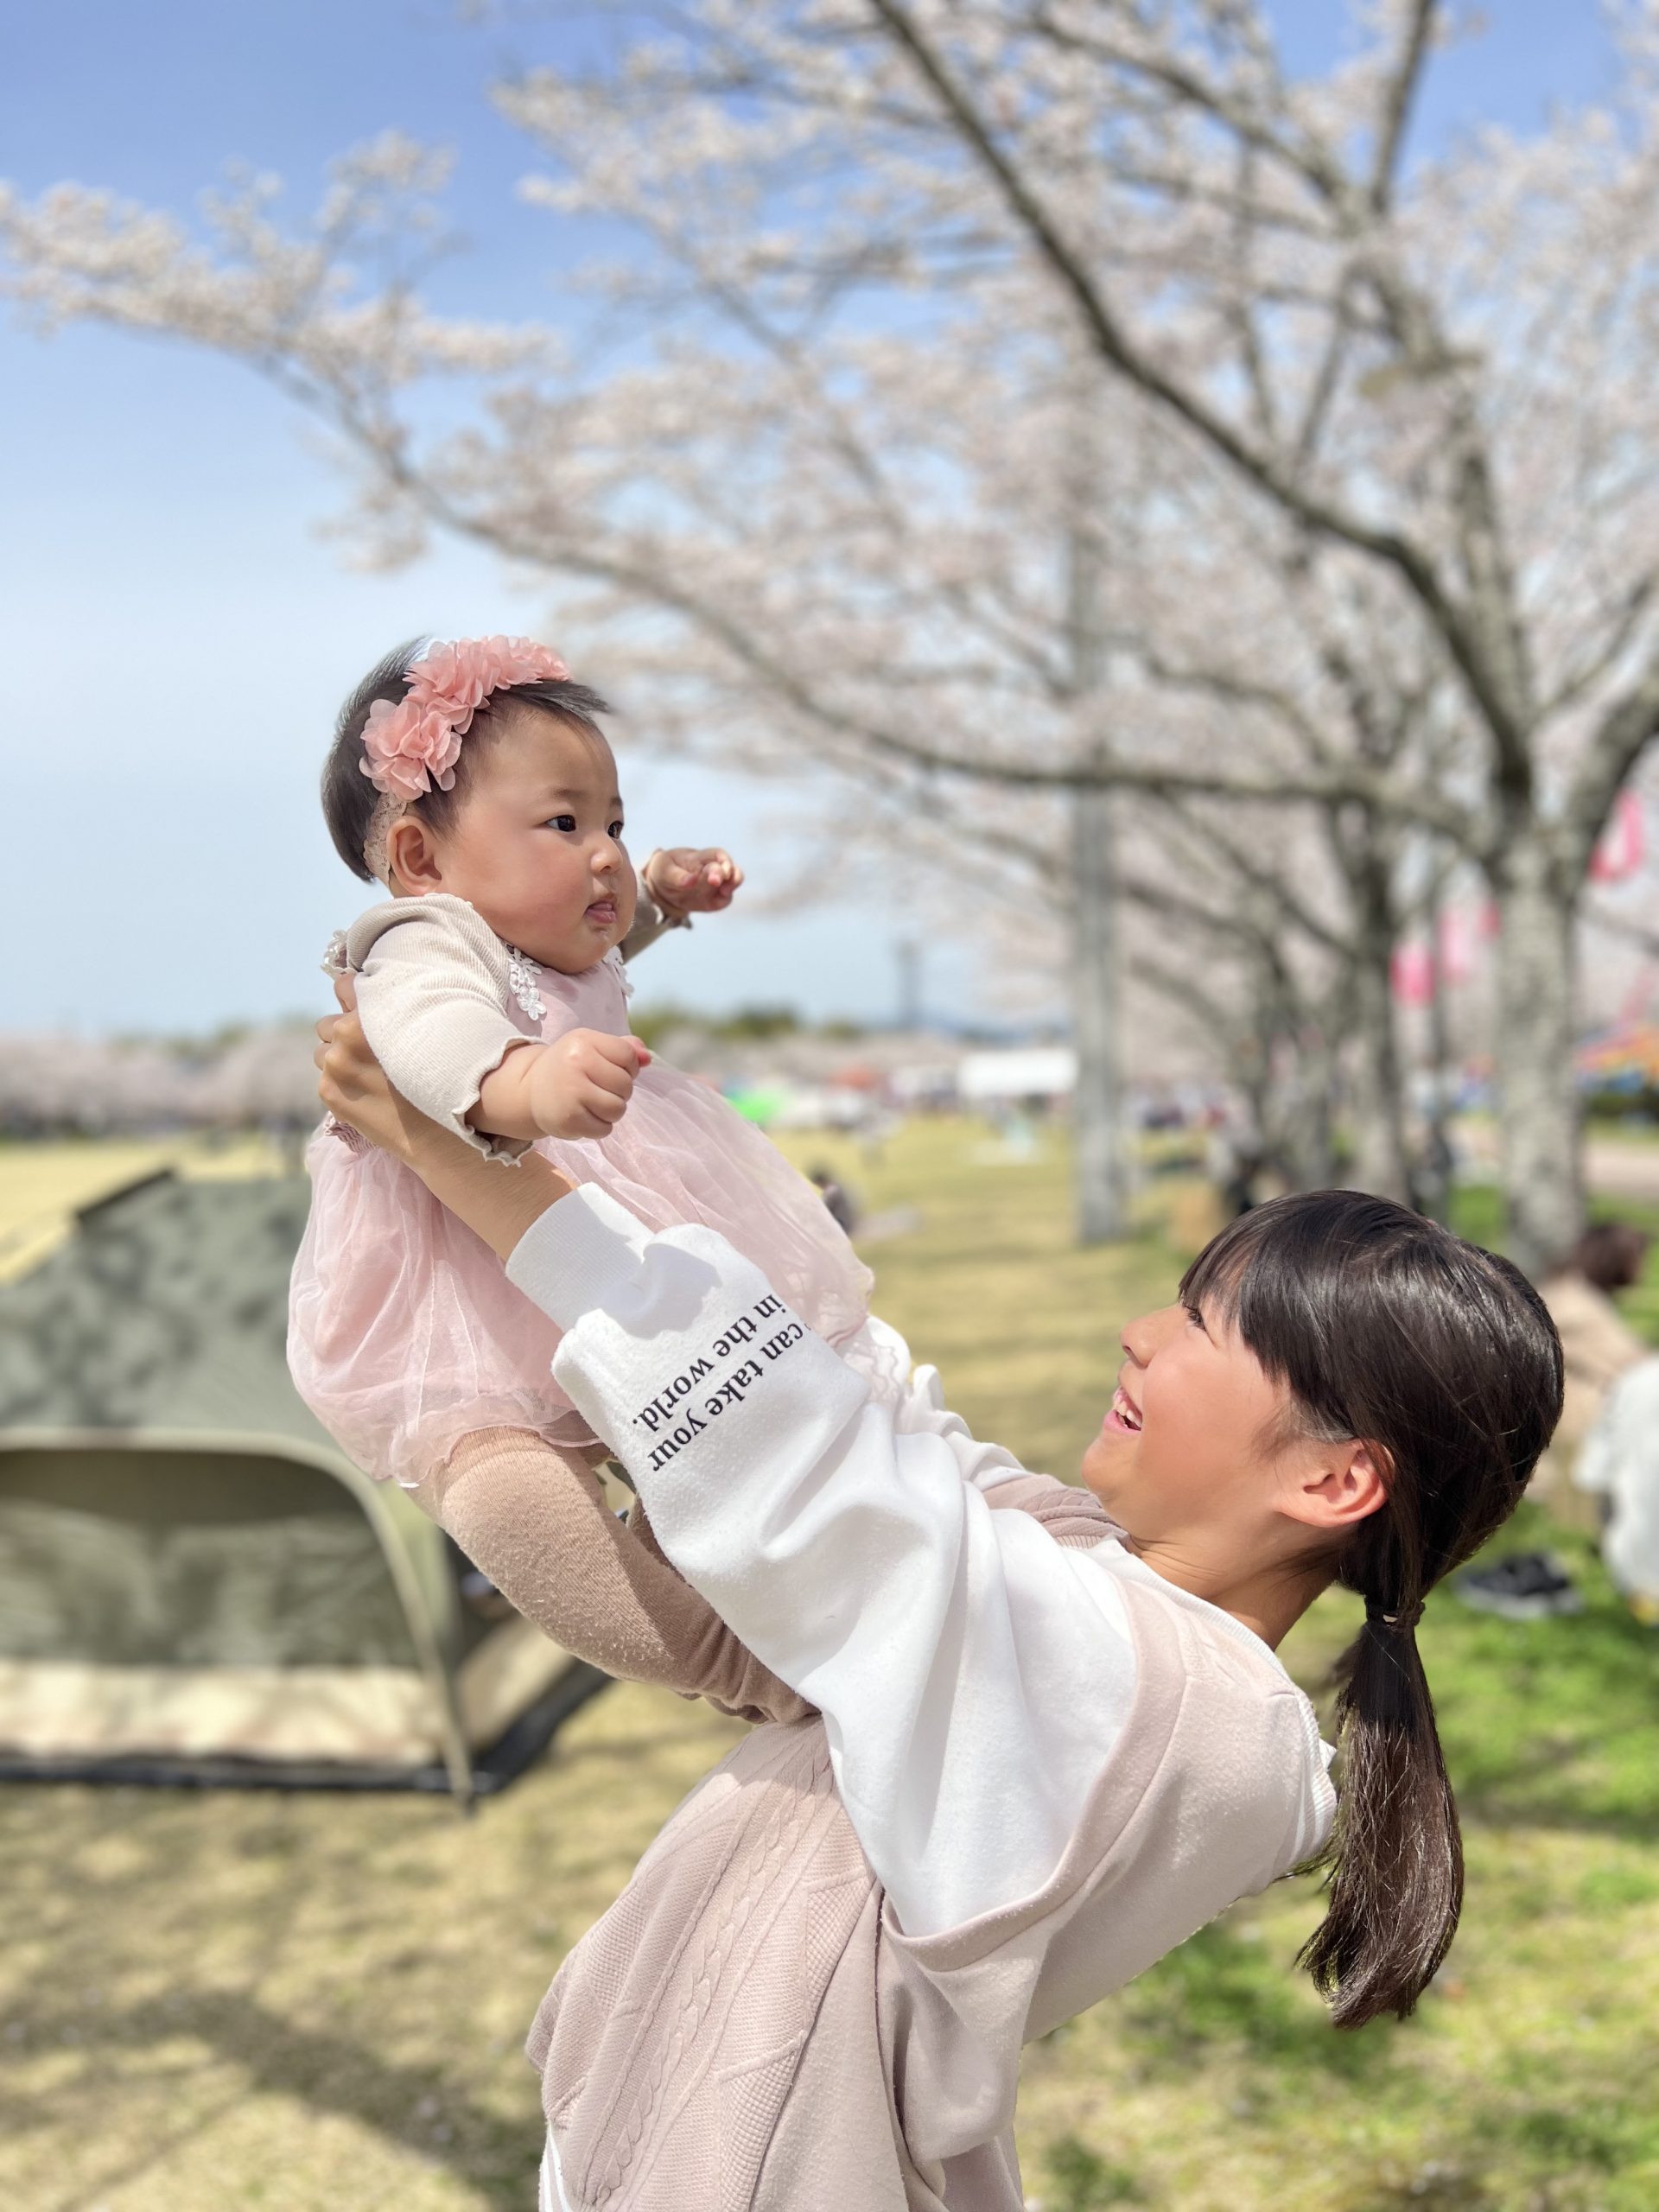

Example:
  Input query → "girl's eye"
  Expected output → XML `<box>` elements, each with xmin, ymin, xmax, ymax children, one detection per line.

<box><xmin>547</xmin><ymin>814</ymin><xmax>577</xmax><ymax>832</ymax></box>
<box><xmin>609</xmin><ymin>822</ymin><xmax>626</xmax><ymax>841</ymax></box>
<box><xmin>1184</xmin><ymin>1302</ymin><xmax>1208</xmax><ymax>1335</ymax></box>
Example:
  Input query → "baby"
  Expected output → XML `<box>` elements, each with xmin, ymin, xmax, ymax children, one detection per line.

<box><xmin>289</xmin><ymin>634</ymin><xmax>905</xmax><ymax>1495</ymax></box>
<box><xmin>292</xmin><ymin>634</ymin><xmax>1118</xmax><ymax>1721</ymax></box>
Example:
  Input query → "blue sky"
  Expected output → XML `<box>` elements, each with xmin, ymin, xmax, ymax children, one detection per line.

<box><xmin>0</xmin><ymin>2</ymin><xmax>1618</xmax><ymax>1037</ymax></box>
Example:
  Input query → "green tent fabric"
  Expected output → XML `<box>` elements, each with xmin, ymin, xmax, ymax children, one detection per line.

<box><xmin>0</xmin><ymin>1170</ymin><xmax>604</xmax><ymax>1800</ymax></box>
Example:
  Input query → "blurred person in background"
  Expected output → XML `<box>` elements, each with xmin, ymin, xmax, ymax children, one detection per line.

<box><xmin>808</xmin><ymin>1166</ymin><xmax>858</xmax><ymax>1236</ymax></box>
<box><xmin>1541</xmin><ymin>1222</ymin><xmax>1652</xmax><ymax>1481</ymax></box>
<box><xmin>1575</xmin><ymin>1358</ymin><xmax>1659</xmax><ymax>1624</ymax></box>
<box><xmin>1459</xmin><ymin>1220</ymin><xmax>1650</xmax><ymax>1620</ymax></box>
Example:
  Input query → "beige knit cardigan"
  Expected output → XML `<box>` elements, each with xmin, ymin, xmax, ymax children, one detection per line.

<box><xmin>527</xmin><ymin>1556</ymin><xmax>1319</xmax><ymax>2212</ymax></box>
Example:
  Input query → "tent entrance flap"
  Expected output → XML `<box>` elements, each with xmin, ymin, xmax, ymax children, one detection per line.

<box><xmin>0</xmin><ymin>1446</ymin><xmax>419</xmax><ymax>1669</ymax></box>
<box><xmin>0</xmin><ymin>1436</ymin><xmax>602</xmax><ymax>1789</ymax></box>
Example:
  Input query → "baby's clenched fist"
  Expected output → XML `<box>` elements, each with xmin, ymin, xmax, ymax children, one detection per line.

<box><xmin>645</xmin><ymin>846</ymin><xmax>744</xmax><ymax>918</ymax></box>
<box><xmin>527</xmin><ymin>1029</ymin><xmax>652</xmax><ymax>1142</ymax></box>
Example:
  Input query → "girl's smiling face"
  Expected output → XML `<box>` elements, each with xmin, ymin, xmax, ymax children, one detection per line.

<box><xmin>385</xmin><ymin>703</ymin><xmax>637</xmax><ymax>970</ymax></box>
<box><xmin>1079</xmin><ymin>1294</ymin><xmax>1333</xmax><ymax>1560</ymax></box>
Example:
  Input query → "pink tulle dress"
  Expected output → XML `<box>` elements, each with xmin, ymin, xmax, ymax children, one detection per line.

<box><xmin>289</xmin><ymin>902</ymin><xmax>893</xmax><ymax>1487</ymax></box>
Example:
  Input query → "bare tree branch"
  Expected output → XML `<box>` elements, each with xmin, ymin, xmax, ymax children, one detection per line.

<box><xmin>1542</xmin><ymin>574</ymin><xmax>1659</xmax><ymax>721</ymax></box>
<box><xmin>1562</xmin><ymin>647</ymin><xmax>1659</xmax><ymax>875</ymax></box>
<box><xmin>1369</xmin><ymin>1</ymin><xmax>1440</xmax><ymax>215</ymax></box>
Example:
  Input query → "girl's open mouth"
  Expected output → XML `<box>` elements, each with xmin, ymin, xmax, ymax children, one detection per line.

<box><xmin>1102</xmin><ymin>1384</ymin><xmax>1143</xmax><ymax>1436</ymax></box>
<box><xmin>586</xmin><ymin>899</ymin><xmax>618</xmax><ymax>926</ymax></box>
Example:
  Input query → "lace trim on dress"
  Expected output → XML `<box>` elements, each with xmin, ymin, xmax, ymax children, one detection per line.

<box><xmin>607</xmin><ymin>947</ymin><xmax>635</xmax><ymax>1001</ymax></box>
<box><xmin>507</xmin><ymin>945</ymin><xmax>547</xmax><ymax>1023</ymax></box>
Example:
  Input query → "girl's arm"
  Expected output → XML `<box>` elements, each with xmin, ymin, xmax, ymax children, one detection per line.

<box><xmin>315</xmin><ymin>1034</ymin><xmax>810</xmax><ymax>1720</ymax></box>
<box><xmin>423</xmin><ymin>1430</ymin><xmax>815</xmax><ymax>1726</ymax></box>
<box><xmin>346</xmin><ymin>896</ymin><xmax>540</xmax><ymax>1159</ymax></box>
<box><xmin>501</xmin><ymin>1188</ymin><xmax>1139</xmax><ymax>1939</ymax></box>
<box><xmin>318</xmin><ymin>1003</ymin><xmax>1135</xmax><ymax>1936</ymax></box>
<box><xmin>315</xmin><ymin>993</ymin><xmax>816</xmax><ymax>1725</ymax></box>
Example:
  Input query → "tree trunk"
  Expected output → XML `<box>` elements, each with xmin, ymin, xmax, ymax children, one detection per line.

<box><xmin>1071</xmin><ymin>779</ymin><xmax>1127</xmax><ymax>1242</ymax></box>
<box><xmin>1065</xmin><ymin>478</ymin><xmax>1126</xmax><ymax>1245</ymax></box>
<box><xmin>1276</xmin><ymin>1023</ymin><xmax>1338</xmax><ymax>1191</ymax></box>
<box><xmin>1346</xmin><ymin>846</ymin><xmax>1415</xmax><ymax>1205</ymax></box>
<box><xmin>1492</xmin><ymin>839</ymin><xmax>1584</xmax><ymax>1276</ymax></box>
<box><xmin>1420</xmin><ymin>886</ymin><xmax>1456</xmax><ymax>1224</ymax></box>
<box><xmin>1348</xmin><ymin>957</ymin><xmax>1414</xmax><ymax>1204</ymax></box>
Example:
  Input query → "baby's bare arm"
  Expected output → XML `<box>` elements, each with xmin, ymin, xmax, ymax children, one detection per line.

<box><xmin>417</xmin><ymin>1428</ymin><xmax>817</xmax><ymax>1726</ymax></box>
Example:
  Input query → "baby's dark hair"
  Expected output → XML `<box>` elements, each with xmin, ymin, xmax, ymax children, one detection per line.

<box><xmin>322</xmin><ymin>638</ymin><xmax>613</xmax><ymax>882</ymax></box>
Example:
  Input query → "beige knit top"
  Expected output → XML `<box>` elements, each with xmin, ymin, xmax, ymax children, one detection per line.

<box><xmin>526</xmin><ymin>1571</ymin><xmax>1319</xmax><ymax>2212</ymax></box>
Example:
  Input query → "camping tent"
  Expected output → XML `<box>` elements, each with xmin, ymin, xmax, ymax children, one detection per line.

<box><xmin>0</xmin><ymin>1168</ymin><xmax>605</xmax><ymax>1802</ymax></box>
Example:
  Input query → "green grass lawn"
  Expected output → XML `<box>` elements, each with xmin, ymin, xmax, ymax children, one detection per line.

<box><xmin>3</xmin><ymin>1122</ymin><xmax>1657</xmax><ymax>2210</ymax></box>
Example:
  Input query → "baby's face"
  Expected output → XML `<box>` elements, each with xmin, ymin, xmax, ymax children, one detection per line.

<box><xmin>430</xmin><ymin>705</ymin><xmax>637</xmax><ymax>970</ymax></box>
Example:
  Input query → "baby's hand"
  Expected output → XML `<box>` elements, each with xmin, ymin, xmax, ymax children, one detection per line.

<box><xmin>527</xmin><ymin>1030</ymin><xmax>652</xmax><ymax>1142</ymax></box>
<box><xmin>645</xmin><ymin>846</ymin><xmax>744</xmax><ymax>918</ymax></box>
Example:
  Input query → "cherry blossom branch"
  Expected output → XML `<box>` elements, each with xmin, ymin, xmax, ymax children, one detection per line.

<box><xmin>864</xmin><ymin>0</ymin><xmax>1528</xmax><ymax>771</ymax></box>
<box><xmin>1368</xmin><ymin>1</ymin><xmax>1441</xmax><ymax>215</ymax></box>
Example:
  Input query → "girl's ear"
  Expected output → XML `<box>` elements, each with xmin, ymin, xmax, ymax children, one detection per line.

<box><xmin>385</xmin><ymin>813</ymin><xmax>445</xmax><ymax>897</ymax></box>
<box><xmin>1281</xmin><ymin>1440</ymin><xmax>1389</xmax><ymax>1535</ymax></box>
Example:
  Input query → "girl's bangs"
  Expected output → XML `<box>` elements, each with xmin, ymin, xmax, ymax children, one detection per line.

<box><xmin>1176</xmin><ymin>1192</ymin><xmax>1424</xmax><ymax>1435</ymax></box>
<box><xmin>1177</xmin><ymin>1199</ymin><xmax>1320</xmax><ymax>1389</ymax></box>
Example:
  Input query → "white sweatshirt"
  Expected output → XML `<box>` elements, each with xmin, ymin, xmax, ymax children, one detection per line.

<box><xmin>507</xmin><ymin>1186</ymin><xmax>1333</xmax><ymax>1939</ymax></box>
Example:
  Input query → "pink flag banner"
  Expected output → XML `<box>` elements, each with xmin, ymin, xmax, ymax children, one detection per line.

<box><xmin>1591</xmin><ymin>789</ymin><xmax>1645</xmax><ymax>885</ymax></box>
<box><xmin>1391</xmin><ymin>943</ymin><xmax>1436</xmax><ymax>1007</ymax></box>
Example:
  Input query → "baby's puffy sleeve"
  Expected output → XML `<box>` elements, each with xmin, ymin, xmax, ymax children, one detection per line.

<box><xmin>344</xmin><ymin>894</ymin><xmax>535</xmax><ymax>1161</ymax></box>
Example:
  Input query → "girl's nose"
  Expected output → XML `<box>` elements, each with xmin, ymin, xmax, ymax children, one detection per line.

<box><xmin>1122</xmin><ymin>1305</ymin><xmax>1182</xmax><ymax>1367</ymax></box>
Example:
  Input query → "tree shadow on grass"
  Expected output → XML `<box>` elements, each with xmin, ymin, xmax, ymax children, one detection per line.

<box><xmin>4</xmin><ymin>1986</ymin><xmax>542</xmax><ymax>2211</ymax></box>
<box><xmin>1113</xmin><ymin>1917</ymin><xmax>1395</xmax><ymax>2090</ymax></box>
<box><xmin>1035</xmin><ymin>2012</ymin><xmax>1659</xmax><ymax>2211</ymax></box>
<box><xmin>1283</xmin><ymin>1506</ymin><xmax>1659</xmax><ymax>1850</ymax></box>
<box><xmin>0</xmin><ymin>1683</ymin><xmax>753</xmax><ymax>2209</ymax></box>
<box><xmin>1431</xmin><ymin>1545</ymin><xmax>1659</xmax><ymax>1847</ymax></box>
<box><xmin>1327</xmin><ymin>2084</ymin><xmax>1659</xmax><ymax>2212</ymax></box>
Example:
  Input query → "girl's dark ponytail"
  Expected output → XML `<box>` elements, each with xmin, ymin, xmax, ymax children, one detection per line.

<box><xmin>1179</xmin><ymin>1192</ymin><xmax>1565</xmax><ymax>2031</ymax></box>
<box><xmin>1299</xmin><ymin>1605</ymin><xmax>1462</xmax><ymax>2025</ymax></box>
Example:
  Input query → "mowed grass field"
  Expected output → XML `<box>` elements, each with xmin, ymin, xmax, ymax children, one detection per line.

<box><xmin>2</xmin><ymin>1125</ymin><xmax>1658</xmax><ymax>2211</ymax></box>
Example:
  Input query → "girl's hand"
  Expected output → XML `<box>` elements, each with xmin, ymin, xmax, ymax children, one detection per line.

<box><xmin>315</xmin><ymin>975</ymin><xmax>440</xmax><ymax>1165</ymax></box>
<box><xmin>644</xmin><ymin>846</ymin><xmax>744</xmax><ymax>918</ymax></box>
<box><xmin>318</xmin><ymin>976</ymin><xmax>578</xmax><ymax>1260</ymax></box>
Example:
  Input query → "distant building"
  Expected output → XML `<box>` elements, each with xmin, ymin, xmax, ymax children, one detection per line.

<box><xmin>957</xmin><ymin>1046</ymin><xmax>1078</xmax><ymax>1110</ymax></box>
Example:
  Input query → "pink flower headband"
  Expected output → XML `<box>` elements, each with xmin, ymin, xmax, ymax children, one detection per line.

<box><xmin>360</xmin><ymin>634</ymin><xmax>572</xmax><ymax>803</ymax></box>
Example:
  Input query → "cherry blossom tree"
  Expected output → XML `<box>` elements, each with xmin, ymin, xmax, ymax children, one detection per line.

<box><xmin>8</xmin><ymin>2</ymin><xmax>1659</xmax><ymax>1264</ymax></box>
<box><xmin>0</xmin><ymin>1026</ymin><xmax>319</xmax><ymax>1141</ymax></box>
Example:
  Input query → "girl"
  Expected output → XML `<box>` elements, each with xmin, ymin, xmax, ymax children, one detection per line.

<box><xmin>289</xmin><ymin>635</ymin><xmax>905</xmax><ymax>1503</ymax></box>
<box><xmin>316</xmin><ymin>1003</ymin><xmax>1563</xmax><ymax>2212</ymax></box>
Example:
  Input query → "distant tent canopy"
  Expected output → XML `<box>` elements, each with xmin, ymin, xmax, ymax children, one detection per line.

<box><xmin>0</xmin><ymin>1171</ymin><xmax>604</xmax><ymax>1801</ymax></box>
